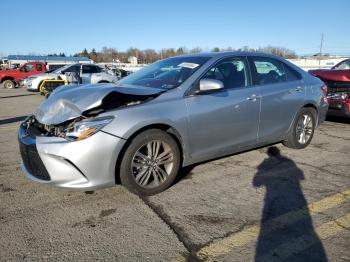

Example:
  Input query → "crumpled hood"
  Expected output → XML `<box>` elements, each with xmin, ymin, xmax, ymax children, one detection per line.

<box><xmin>34</xmin><ymin>83</ymin><xmax>163</xmax><ymax>125</ymax></box>
<box><xmin>309</xmin><ymin>69</ymin><xmax>350</xmax><ymax>82</ymax></box>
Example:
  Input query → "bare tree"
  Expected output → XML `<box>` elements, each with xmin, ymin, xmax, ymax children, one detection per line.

<box><xmin>72</xmin><ymin>45</ymin><xmax>298</xmax><ymax>63</ymax></box>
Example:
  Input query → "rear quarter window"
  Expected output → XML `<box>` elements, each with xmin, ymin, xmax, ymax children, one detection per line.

<box><xmin>282</xmin><ymin>63</ymin><xmax>302</xmax><ymax>81</ymax></box>
<box><xmin>36</xmin><ymin>64</ymin><xmax>43</xmax><ymax>71</ymax></box>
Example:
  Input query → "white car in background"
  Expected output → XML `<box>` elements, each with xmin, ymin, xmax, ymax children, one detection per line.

<box><xmin>25</xmin><ymin>64</ymin><xmax>119</xmax><ymax>91</ymax></box>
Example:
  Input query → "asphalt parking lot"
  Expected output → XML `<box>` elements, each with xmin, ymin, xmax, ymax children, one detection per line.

<box><xmin>0</xmin><ymin>87</ymin><xmax>349</xmax><ymax>261</ymax></box>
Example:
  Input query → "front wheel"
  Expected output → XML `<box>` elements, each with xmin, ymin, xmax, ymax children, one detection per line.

<box><xmin>283</xmin><ymin>107</ymin><xmax>316</xmax><ymax>149</ymax></box>
<box><xmin>3</xmin><ymin>80</ymin><xmax>15</xmax><ymax>89</ymax></box>
<box><xmin>119</xmin><ymin>129</ymin><xmax>181</xmax><ymax>195</ymax></box>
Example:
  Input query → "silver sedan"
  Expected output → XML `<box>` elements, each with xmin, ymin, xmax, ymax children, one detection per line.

<box><xmin>18</xmin><ymin>52</ymin><xmax>328</xmax><ymax>195</ymax></box>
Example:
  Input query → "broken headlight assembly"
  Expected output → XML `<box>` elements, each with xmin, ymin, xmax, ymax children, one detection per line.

<box><xmin>64</xmin><ymin>116</ymin><xmax>114</xmax><ymax>141</ymax></box>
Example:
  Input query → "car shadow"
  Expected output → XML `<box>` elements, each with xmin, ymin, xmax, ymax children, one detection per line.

<box><xmin>173</xmin><ymin>165</ymin><xmax>196</xmax><ymax>184</ymax></box>
<box><xmin>252</xmin><ymin>146</ymin><xmax>327</xmax><ymax>261</ymax></box>
<box><xmin>0</xmin><ymin>115</ymin><xmax>27</xmax><ymax>125</ymax></box>
<box><xmin>326</xmin><ymin>115</ymin><xmax>350</xmax><ymax>124</ymax></box>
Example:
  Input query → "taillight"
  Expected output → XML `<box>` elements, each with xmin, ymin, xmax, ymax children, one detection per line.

<box><xmin>321</xmin><ymin>85</ymin><xmax>329</xmax><ymax>104</ymax></box>
<box><xmin>321</xmin><ymin>85</ymin><xmax>328</xmax><ymax>95</ymax></box>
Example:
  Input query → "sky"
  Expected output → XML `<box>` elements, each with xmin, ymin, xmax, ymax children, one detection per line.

<box><xmin>1</xmin><ymin>0</ymin><xmax>349</xmax><ymax>56</ymax></box>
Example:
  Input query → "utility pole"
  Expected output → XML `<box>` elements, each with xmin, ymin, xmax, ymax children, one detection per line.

<box><xmin>319</xmin><ymin>33</ymin><xmax>324</xmax><ymax>67</ymax></box>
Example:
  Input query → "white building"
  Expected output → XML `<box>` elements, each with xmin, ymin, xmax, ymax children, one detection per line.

<box><xmin>127</xmin><ymin>56</ymin><xmax>138</xmax><ymax>65</ymax></box>
<box><xmin>287</xmin><ymin>56</ymin><xmax>349</xmax><ymax>71</ymax></box>
<box><xmin>5</xmin><ymin>55</ymin><xmax>93</xmax><ymax>70</ymax></box>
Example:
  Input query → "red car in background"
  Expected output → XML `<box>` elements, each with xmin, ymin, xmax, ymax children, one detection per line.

<box><xmin>0</xmin><ymin>62</ymin><xmax>46</xmax><ymax>89</ymax></box>
<box><xmin>309</xmin><ymin>59</ymin><xmax>350</xmax><ymax>118</ymax></box>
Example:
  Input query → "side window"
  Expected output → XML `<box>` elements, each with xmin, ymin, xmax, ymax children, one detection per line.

<box><xmin>94</xmin><ymin>66</ymin><xmax>102</xmax><ymax>73</ymax></box>
<box><xmin>64</xmin><ymin>65</ymin><xmax>80</xmax><ymax>73</ymax></box>
<box><xmin>250</xmin><ymin>57</ymin><xmax>287</xmax><ymax>85</ymax></box>
<box><xmin>36</xmin><ymin>64</ymin><xmax>43</xmax><ymax>71</ymax></box>
<box><xmin>82</xmin><ymin>65</ymin><xmax>99</xmax><ymax>74</ymax></box>
<box><xmin>21</xmin><ymin>64</ymin><xmax>34</xmax><ymax>72</ymax></box>
<box><xmin>202</xmin><ymin>57</ymin><xmax>248</xmax><ymax>89</ymax></box>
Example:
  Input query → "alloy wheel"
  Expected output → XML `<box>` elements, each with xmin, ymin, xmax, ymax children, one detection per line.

<box><xmin>131</xmin><ymin>140</ymin><xmax>174</xmax><ymax>188</ymax></box>
<box><xmin>296</xmin><ymin>114</ymin><xmax>313</xmax><ymax>144</ymax></box>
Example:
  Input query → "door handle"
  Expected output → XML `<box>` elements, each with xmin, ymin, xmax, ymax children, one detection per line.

<box><xmin>247</xmin><ymin>94</ymin><xmax>259</xmax><ymax>102</ymax></box>
<box><xmin>289</xmin><ymin>86</ymin><xmax>303</xmax><ymax>93</ymax></box>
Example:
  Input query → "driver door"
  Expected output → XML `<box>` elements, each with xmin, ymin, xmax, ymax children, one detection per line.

<box><xmin>21</xmin><ymin>64</ymin><xmax>35</xmax><ymax>78</ymax></box>
<box><xmin>186</xmin><ymin>57</ymin><xmax>260</xmax><ymax>160</ymax></box>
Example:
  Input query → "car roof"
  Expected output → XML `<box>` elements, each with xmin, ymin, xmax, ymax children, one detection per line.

<box><xmin>175</xmin><ymin>51</ymin><xmax>285</xmax><ymax>60</ymax></box>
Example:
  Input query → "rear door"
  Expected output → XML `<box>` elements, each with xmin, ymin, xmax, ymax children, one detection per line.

<box><xmin>248</xmin><ymin>56</ymin><xmax>305</xmax><ymax>142</ymax></box>
<box><xmin>186</xmin><ymin>56</ymin><xmax>260</xmax><ymax>159</ymax></box>
<box><xmin>81</xmin><ymin>65</ymin><xmax>101</xmax><ymax>83</ymax></box>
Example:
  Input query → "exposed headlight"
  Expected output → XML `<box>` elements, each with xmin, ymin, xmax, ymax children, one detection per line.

<box><xmin>26</xmin><ymin>79</ymin><xmax>33</xmax><ymax>86</ymax></box>
<box><xmin>341</xmin><ymin>93</ymin><xmax>348</xmax><ymax>100</ymax></box>
<box><xmin>64</xmin><ymin>116</ymin><xmax>114</xmax><ymax>141</ymax></box>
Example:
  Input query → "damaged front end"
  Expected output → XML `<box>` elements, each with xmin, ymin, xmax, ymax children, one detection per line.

<box><xmin>29</xmin><ymin>83</ymin><xmax>164</xmax><ymax>138</ymax></box>
<box><xmin>324</xmin><ymin>80</ymin><xmax>350</xmax><ymax>117</ymax></box>
<box><xmin>21</xmin><ymin>115</ymin><xmax>113</xmax><ymax>142</ymax></box>
<box><xmin>18</xmin><ymin>83</ymin><xmax>162</xmax><ymax>188</ymax></box>
<box><xmin>18</xmin><ymin>114</ymin><xmax>128</xmax><ymax>189</ymax></box>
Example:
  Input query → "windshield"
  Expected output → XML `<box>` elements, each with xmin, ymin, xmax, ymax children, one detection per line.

<box><xmin>118</xmin><ymin>56</ymin><xmax>211</xmax><ymax>89</ymax></box>
<box><xmin>333</xmin><ymin>60</ymin><xmax>350</xmax><ymax>70</ymax></box>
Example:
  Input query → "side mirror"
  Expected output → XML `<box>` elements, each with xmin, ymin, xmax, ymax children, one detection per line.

<box><xmin>199</xmin><ymin>78</ymin><xmax>224</xmax><ymax>92</ymax></box>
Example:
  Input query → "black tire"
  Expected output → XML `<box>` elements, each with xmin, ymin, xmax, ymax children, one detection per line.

<box><xmin>283</xmin><ymin>107</ymin><xmax>316</xmax><ymax>149</ymax></box>
<box><xmin>120</xmin><ymin>129</ymin><xmax>181</xmax><ymax>195</ymax></box>
<box><xmin>3</xmin><ymin>80</ymin><xmax>15</xmax><ymax>89</ymax></box>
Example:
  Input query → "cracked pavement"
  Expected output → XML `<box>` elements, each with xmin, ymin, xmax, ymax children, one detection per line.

<box><xmin>0</xmin><ymin>88</ymin><xmax>349</xmax><ymax>261</ymax></box>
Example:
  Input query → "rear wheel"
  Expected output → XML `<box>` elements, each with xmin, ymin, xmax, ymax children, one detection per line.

<box><xmin>120</xmin><ymin>129</ymin><xmax>180</xmax><ymax>195</ymax></box>
<box><xmin>283</xmin><ymin>107</ymin><xmax>316</xmax><ymax>149</ymax></box>
<box><xmin>3</xmin><ymin>80</ymin><xmax>15</xmax><ymax>89</ymax></box>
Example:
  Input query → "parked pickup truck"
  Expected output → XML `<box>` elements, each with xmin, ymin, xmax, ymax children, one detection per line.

<box><xmin>0</xmin><ymin>62</ymin><xmax>46</xmax><ymax>89</ymax></box>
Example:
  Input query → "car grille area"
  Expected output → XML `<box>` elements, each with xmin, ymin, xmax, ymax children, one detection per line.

<box><xmin>42</xmin><ymin>80</ymin><xmax>65</xmax><ymax>92</ymax></box>
<box><xmin>18</xmin><ymin>135</ymin><xmax>51</xmax><ymax>181</ymax></box>
<box><xmin>324</xmin><ymin>80</ymin><xmax>350</xmax><ymax>94</ymax></box>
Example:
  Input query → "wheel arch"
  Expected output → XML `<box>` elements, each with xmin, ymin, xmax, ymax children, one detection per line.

<box><xmin>286</xmin><ymin>102</ymin><xmax>319</xmax><ymax>137</ymax></box>
<box><xmin>302</xmin><ymin>102</ymin><xmax>318</xmax><ymax>122</ymax></box>
<box><xmin>1</xmin><ymin>76</ymin><xmax>15</xmax><ymax>83</ymax></box>
<box><xmin>114</xmin><ymin>123</ymin><xmax>185</xmax><ymax>184</ymax></box>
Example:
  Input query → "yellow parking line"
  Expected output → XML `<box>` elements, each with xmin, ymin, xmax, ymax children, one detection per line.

<box><xmin>196</xmin><ymin>189</ymin><xmax>350</xmax><ymax>261</ymax></box>
<box><xmin>0</xmin><ymin>125</ymin><xmax>18</xmax><ymax>130</ymax></box>
<box><xmin>317</xmin><ymin>212</ymin><xmax>350</xmax><ymax>239</ymax></box>
<box><xmin>171</xmin><ymin>255</ymin><xmax>187</xmax><ymax>262</ymax></box>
